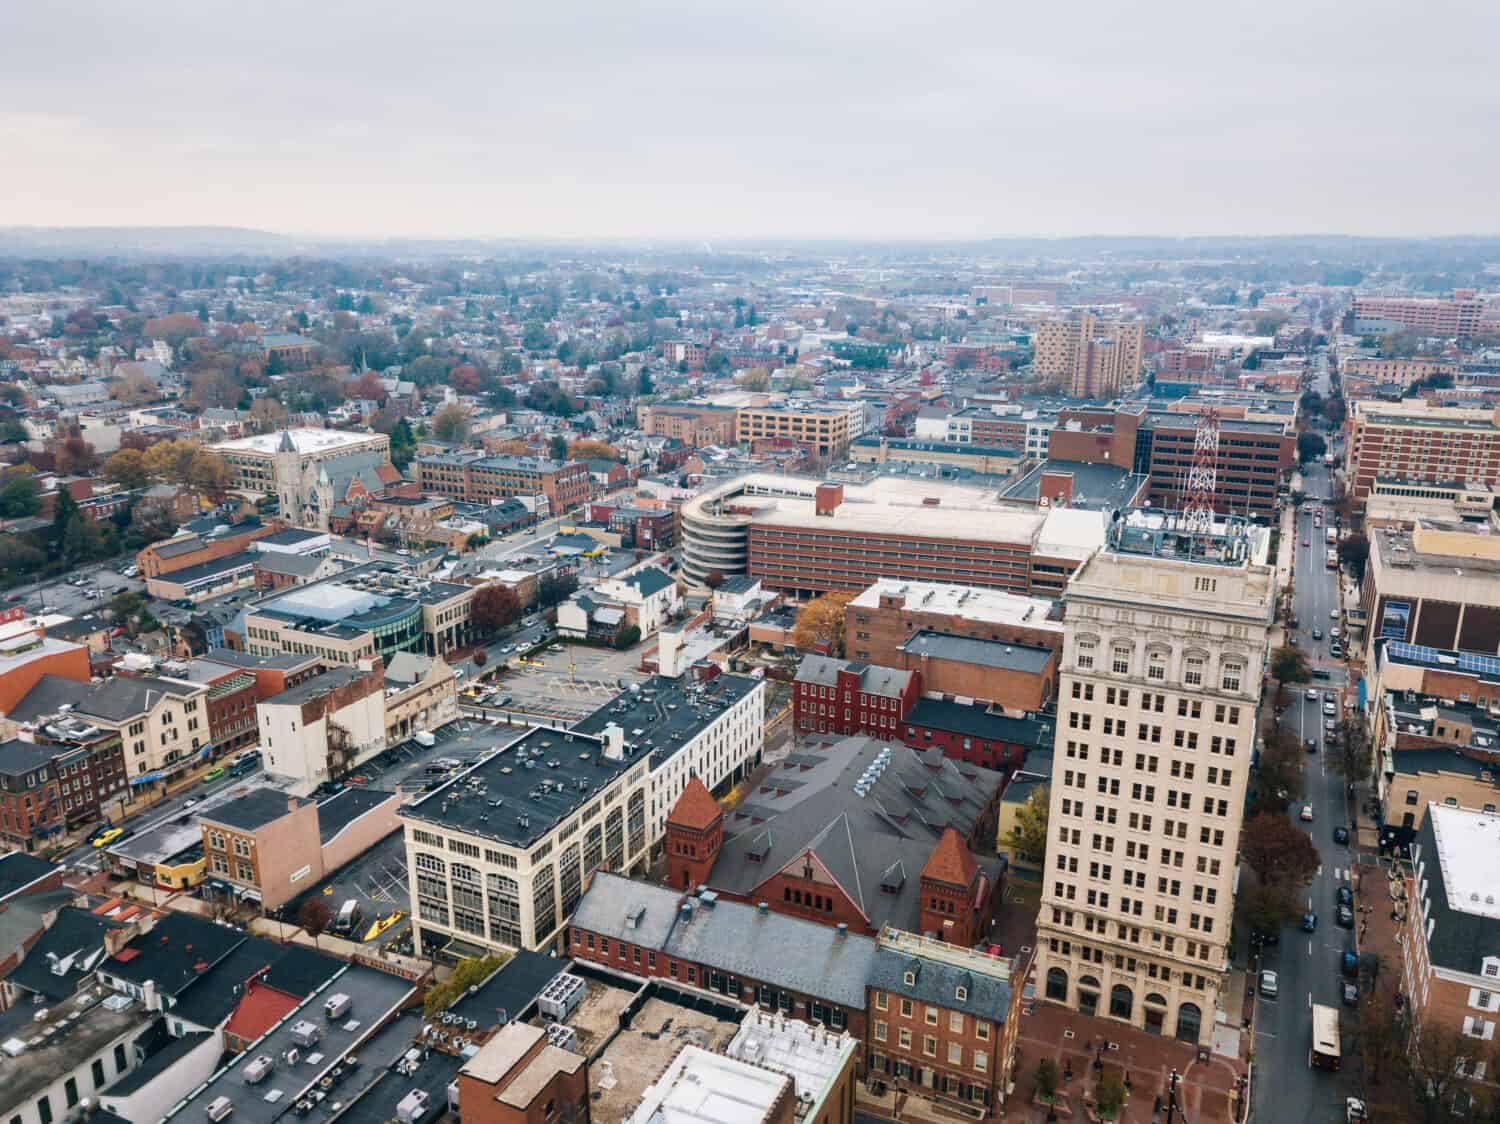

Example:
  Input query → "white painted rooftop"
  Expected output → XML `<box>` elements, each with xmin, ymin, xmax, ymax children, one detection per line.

<box><xmin>847</xmin><ymin>580</ymin><xmax>1061</xmax><ymax>631</ymax></box>
<box><xmin>1429</xmin><ymin>802</ymin><xmax>1500</xmax><ymax>920</ymax></box>
<box><xmin>215</xmin><ymin>427</ymin><xmax>384</xmax><ymax>455</ymax></box>
<box><xmin>625</xmin><ymin>1045</ymin><xmax>791</xmax><ymax>1124</ymax></box>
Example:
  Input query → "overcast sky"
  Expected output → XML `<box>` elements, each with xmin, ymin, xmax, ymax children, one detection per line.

<box><xmin>2</xmin><ymin>0</ymin><xmax>1495</xmax><ymax>240</ymax></box>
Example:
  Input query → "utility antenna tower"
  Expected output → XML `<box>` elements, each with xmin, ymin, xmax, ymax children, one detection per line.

<box><xmin>1182</xmin><ymin>407</ymin><xmax>1220</xmax><ymax>538</ymax></box>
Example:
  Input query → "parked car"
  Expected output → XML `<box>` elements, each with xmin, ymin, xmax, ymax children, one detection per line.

<box><xmin>1342</xmin><ymin>949</ymin><xmax>1360</xmax><ymax>978</ymax></box>
<box><xmin>1342</xmin><ymin>980</ymin><xmax>1360</xmax><ymax>1006</ymax></box>
<box><xmin>1337</xmin><ymin>904</ymin><xmax>1355</xmax><ymax>928</ymax></box>
<box><xmin>1337</xmin><ymin>886</ymin><xmax>1353</xmax><ymax>907</ymax></box>
<box><xmin>1258</xmin><ymin>969</ymin><xmax>1279</xmax><ymax>998</ymax></box>
<box><xmin>202</xmin><ymin>767</ymin><xmax>225</xmax><ymax>784</ymax></box>
<box><xmin>92</xmin><ymin>827</ymin><xmax>124</xmax><ymax>848</ymax></box>
<box><xmin>1330</xmin><ymin>608</ymin><xmax>1339</xmax><ymax>619</ymax></box>
<box><xmin>1300</xmin><ymin>804</ymin><xmax>1315</xmax><ymax>821</ymax></box>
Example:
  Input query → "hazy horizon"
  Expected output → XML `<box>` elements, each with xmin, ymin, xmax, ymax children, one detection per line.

<box><xmin>4</xmin><ymin>0</ymin><xmax>1496</xmax><ymax>241</ymax></box>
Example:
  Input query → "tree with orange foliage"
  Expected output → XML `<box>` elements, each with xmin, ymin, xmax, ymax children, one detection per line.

<box><xmin>143</xmin><ymin>313</ymin><xmax>203</xmax><ymax>352</ymax></box>
<box><xmin>450</xmin><ymin>365</ymin><xmax>482</xmax><ymax>394</ymax></box>
<box><xmin>566</xmin><ymin>439</ymin><xmax>617</xmax><ymax>461</ymax></box>
<box><xmin>791</xmin><ymin>591</ymin><xmax>857</xmax><ymax>656</ymax></box>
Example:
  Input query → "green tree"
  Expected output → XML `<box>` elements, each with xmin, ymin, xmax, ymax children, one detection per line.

<box><xmin>50</xmin><ymin>488</ymin><xmax>80</xmax><ymax>552</ymax></box>
<box><xmin>521</xmin><ymin>320</ymin><xmax>551</xmax><ymax>351</ymax></box>
<box><xmin>1270</xmin><ymin>645</ymin><xmax>1311</xmax><ymax>687</ymax></box>
<box><xmin>1034</xmin><ymin>1058</ymin><xmax>1060</xmax><ymax>1101</ymax></box>
<box><xmin>62</xmin><ymin>515</ymin><xmax>105</xmax><ymax>562</ymax></box>
<box><xmin>1338</xmin><ymin>533</ymin><xmax>1370</xmax><ymax>582</ymax></box>
<box><xmin>548</xmin><ymin>435</ymin><xmax>567</xmax><ymax>461</ymax></box>
<box><xmin>0</xmin><ymin>475</ymin><xmax>41</xmax><ymax>518</ymax></box>
<box><xmin>638</xmin><ymin>369</ymin><xmax>653</xmax><ymax>395</ymax></box>
<box><xmin>1003</xmin><ymin>786</ymin><xmax>1050</xmax><ymax>864</ymax></box>
<box><xmin>614</xmin><ymin>624</ymin><xmax>642</xmax><ymax>650</ymax></box>
<box><xmin>1296</xmin><ymin>431</ymin><xmax>1327</xmax><ymax>464</ymax></box>
<box><xmin>431</xmin><ymin>403</ymin><xmax>470</xmax><ymax>444</ymax></box>
<box><xmin>424</xmin><ymin>954</ymin><xmax>510</xmax><ymax>1016</ymax></box>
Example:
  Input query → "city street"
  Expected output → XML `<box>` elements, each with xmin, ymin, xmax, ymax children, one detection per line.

<box><xmin>1249</xmin><ymin>451</ymin><xmax>1361</xmax><ymax>1121</ymax></box>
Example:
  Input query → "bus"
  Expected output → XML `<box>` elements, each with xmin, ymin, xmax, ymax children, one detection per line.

<box><xmin>228</xmin><ymin>750</ymin><xmax>261</xmax><ymax>777</ymax></box>
<box><xmin>1326</xmin><ymin>549</ymin><xmax>1338</xmax><ymax>571</ymax></box>
<box><xmin>1310</xmin><ymin>1003</ymin><xmax>1342</xmax><ymax>1070</ymax></box>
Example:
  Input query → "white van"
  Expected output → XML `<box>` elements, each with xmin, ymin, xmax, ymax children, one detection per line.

<box><xmin>243</xmin><ymin>1055</ymin><xmax>275</xmax><ymax>1084</ymax></box>
<box><xmin>207</xmin><ymin>1096</ymin><xmax>235</xmax><ymax>1121</ymax></box>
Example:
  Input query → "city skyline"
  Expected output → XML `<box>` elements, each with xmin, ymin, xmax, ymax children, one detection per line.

<box><xmin>2</xmin><ymin>0</ymin><xmax>1495</xmax><ymax>240</ymax></box>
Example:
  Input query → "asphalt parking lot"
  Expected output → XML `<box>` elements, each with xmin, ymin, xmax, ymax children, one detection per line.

<box><xmin>281</xmin><ymin>829</ymin><xmax>410</xmax><ymax>947</ymax></box>
<box><xmin>477</xmin><ymin>642</ymin><xmax>646</xmax><ymax>722</ymax></box>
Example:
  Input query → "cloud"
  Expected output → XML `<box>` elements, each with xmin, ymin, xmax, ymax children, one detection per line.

<box><xmin>1</xmin><ymin>0</ymin><xmax>1495</xmax><ymax>238</ymax></box>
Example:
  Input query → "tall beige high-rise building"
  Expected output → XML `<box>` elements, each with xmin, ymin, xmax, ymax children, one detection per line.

<box><xmin>1031</xmin><ymin>513</ymin><xmax>1274</xmax><ymax>1044</ymax></box>
<box><xmin>1033</xmin><ymin>314</ymin><xmax>1144</xmax><ymax>397</ymax></box>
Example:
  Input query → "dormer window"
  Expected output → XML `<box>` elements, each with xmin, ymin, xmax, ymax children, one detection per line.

<box><xmin>955</xmin><ymin>986</ymin><xmax>968</xmax><ymax>1002</ymax></box>
<box><xmin>1484</xmin><ymin>958</ymin><xmax>1500</xmax><ymax>979</ymax></box>
<box><xmin>904</xmin><ymin>971</ymin><xmax>916</xmax><ymax>986</ymax></box>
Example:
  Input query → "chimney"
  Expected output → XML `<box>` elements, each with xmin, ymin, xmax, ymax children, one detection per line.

<box><xmin>814</xmin><ymin>482</ymin><xmax>843</xmax><ymax>517</ymax></box>
<box><xmin>601</xmin><ymin>723</ymin><xmax>625</xmax><ymax>761</ymax></box>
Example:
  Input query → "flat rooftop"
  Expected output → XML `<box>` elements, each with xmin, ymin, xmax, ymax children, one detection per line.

<box><xmin>590</xmin><ymin>994</ymin><xmax>745</xmax><ymax>1124</ymax></box>
<box><xmin>0</xmin><ymin>990</ymin><xmax>151</xmax><ymax>1111</ymax></box>
<box><xmin>572</xmin><ymin>674</ymin><xmax>761</xmax><ymax>773</ymax></box>
<box><xmin>217</xmin><ymin>428</ymin><xmax>385</xmax><ymax>455</ymax></box>
<box><xmin>1002</xmin><ymin>459</ymin><xmax>1149</xmax><ymax>511</ymax></box>
<box><xmin>899</xmin><ymin>630</ymin><xmax>1054</xmax><ymax>674</ymax></box>
<box><xmin>846</xmin><ymin>580</ymin><xmax>1061</xmax><ymax>632</ymax></box>
<box><xmin>400</xmin><ymin>725</ymin><xmax>632</xmax><ymax>849</ymax></box>
<box><xmin>162</xmin><ymin>964</ymin><xmax>415</xmax><ymax>1124</ymax></box>
<box><xmin>1428</xmin><ymin>803</ymin><xmax>1500</xmax><ymax>920</ymax></box>
<box><xmin>623</xmin><ymin>1044</ymin><xmax>790</xmax><ymax>1124</ymax></box>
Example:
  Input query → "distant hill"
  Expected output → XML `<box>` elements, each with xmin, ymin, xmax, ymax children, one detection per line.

<box><xmin>0</xmin><ymin>225</ymin><xmax>311</xmax><ymax>257</ymax></box>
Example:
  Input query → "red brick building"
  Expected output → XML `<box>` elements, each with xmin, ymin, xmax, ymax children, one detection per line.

<box><xmin>792</xmin><ymin>655</ymin><xmax>922</xmax><ymax>739</ymax></box>
<box><xmin>457</xmin><ymin>1022</ymin><xmax>589</xmax><ymax>1124</ymax></box>
<box><xmin>416</xmin><ymin>453</ymin><xmax>589</xmax><ymax>514</ymax></box>
<box><xmin>665</xmin><ymin>777</ymin><xmax>723</xmax><ymax>892</ymax></box>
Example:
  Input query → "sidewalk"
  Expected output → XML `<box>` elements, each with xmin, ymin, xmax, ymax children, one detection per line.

<box><xmin>1002</xmin><ymin>1002</ymin><xmax>1245</xmax><ymax>1123</ymax></box>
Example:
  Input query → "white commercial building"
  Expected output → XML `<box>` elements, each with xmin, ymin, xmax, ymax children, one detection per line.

<box><xmin>1032</xmin><ymin>511</ymin><xmax>1275</xmax><ymax>1045</ymax></box>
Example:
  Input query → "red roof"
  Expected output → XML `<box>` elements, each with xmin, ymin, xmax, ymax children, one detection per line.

<box><xmin>922</xmin><ymin>827</ymin><xmax>978</xmax><ymax>888</ymax></box>
<box><xmin>667</xmin><ymin>777</ymin><xmax>722</xmax><ymax>831</ymax></box>
<box><xmin>224</xmin><ymin>982</ymin><xmax>301</xmax><ymax>1043</ymax></box>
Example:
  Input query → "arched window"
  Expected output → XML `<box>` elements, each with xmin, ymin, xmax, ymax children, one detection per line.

<box><xmin>1147</xmin><ymin>649</ymin><xmax>1168</xmax><ymax>682</ymax></box>
<box><xmin>1176</xmin><ymin>1002</ymin><xmax>1202</xmax><ymax>1043</ymax></box>
<box><xmin>1221</xmin><ymin>661</ymin><xmax>1244</xmax><ymax>693</ymax></box>
<box><xmin>1046</xmin><ymin>967</ymin><xmax>1068</xmax><ymax>1001</ymax></box>
<box><xmin>1183</xmin><ymin>652</ymin><xmax>1206</xmax><ymax>687</ymax></box>
<box><xmin>1110</xmin><ymin>984</ymin><xmax>1134</xmax><ymax>1020</ymax></box>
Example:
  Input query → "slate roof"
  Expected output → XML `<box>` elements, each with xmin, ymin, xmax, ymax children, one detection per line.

<box><xmin>705</xmin><ymin>736</ymin><xmax>1004</xmax><ymax>933</ymax></box>
<box><xmin>866</xmin><ymin>944</ymin><xmax>1012</xmax><ymax>1023</ymax></box>
<box><xmin>5</xmin><ymin>906</ymin><xmax>125</xmax><ymax>1001</ymax></box>
<box><xmin>621</xmin><ymin>566</ymin><xmax>675</xmax><ymax>597</ymax></box>
<box><xmin>568</xmin><ymin>872</ymin><xmax>684</xmax><ymax>951</ymax></box>
<box><xmin>254</xmin><ymin>551</ymin><xmax>328</xmax><ymax>578</ymax></box>
<box><xmin>663</xmin><ymin>895</ymin><xmax>878</xmax><ymax>1010</ymax></box>
<box><xmin>103</xmin><ymin>911</ymin><xmax>246</xmax><ymax>997</ymax></box>
<box><xmin>74</xmin><ymin>675</ymin><xmax>201</xmax><ymax>723</ymax></box>
<box><xmin>0</xmin><ymin>739</ymin><xmax>59</xmax><ymax>777</ymax></box>
<box><xmin>794</xmin><ymin>654</ymin><xmax>913</xmax><ymax>698</ymax></box>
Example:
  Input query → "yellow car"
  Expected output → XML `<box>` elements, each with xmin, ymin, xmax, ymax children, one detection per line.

<box><xmin>363</xmin><ymin>910</ymin><xmax>404</xmax><ymax>942</ymax></box>
<box><xmin>92</xmin><ymin>827</ymin><xmax>124</xmax><ymax>849</ymax></box>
